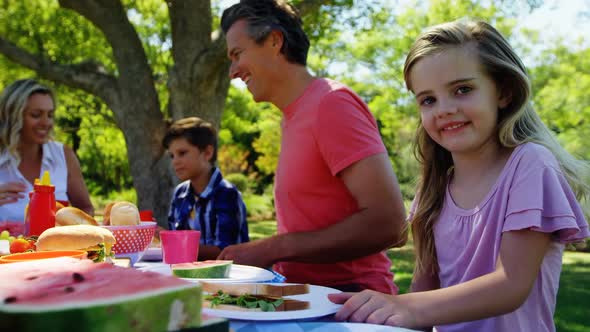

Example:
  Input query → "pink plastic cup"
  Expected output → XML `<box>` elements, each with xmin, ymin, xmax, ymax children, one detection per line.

<box><xmin>160</xmin><ymin>230</ymin><xmax>200</xmax><ymax>264</ymax></box>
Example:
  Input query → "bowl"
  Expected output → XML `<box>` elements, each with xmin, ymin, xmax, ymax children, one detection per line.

<box><xmin>101</xmin><ymin>222</ymin><xmax>157</xmax><ymax>266</ymax></box>
<box><xmin>0</xmin><ymin>250</ymin><xmax>87</xmax><ymax>264</ymax></box>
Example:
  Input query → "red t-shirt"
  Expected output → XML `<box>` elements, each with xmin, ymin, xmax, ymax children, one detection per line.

<box><xmin>274</xmin><ymin>78</ymin><xmax>397</xmax><ymax>294</ymax></box>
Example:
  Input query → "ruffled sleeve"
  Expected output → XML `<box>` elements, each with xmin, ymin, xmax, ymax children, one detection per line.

<box><xmin>504</xmin><ymin>164</ymin><xmax>589</xmax><ymax>243</ymax></box>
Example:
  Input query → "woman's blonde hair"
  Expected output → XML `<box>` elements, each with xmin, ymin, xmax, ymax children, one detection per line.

<box><xmin>403</xmin><ymin>19</ymin><xmax>590</xmax><ymax>276</ymax></box>
<box><xmin>0</xmin><ymin>79</ymin><xmax>56</xmax><ymax>161</ymax></box>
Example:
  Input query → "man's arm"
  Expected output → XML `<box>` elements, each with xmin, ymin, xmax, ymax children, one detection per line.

<box><xmin>218</xmin><ymin>153</ymin><xmax>407</xmax><ymax>266</ymax></box>
<box><xmin>199</xmin><ymin>245</ymin><xmax>222</xmax><ymax>260</ymax></box>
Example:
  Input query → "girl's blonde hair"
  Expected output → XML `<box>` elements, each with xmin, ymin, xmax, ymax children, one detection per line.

<box><xmin>403</xmin><ymin>20</ymin><xmax>590</xmax><ymax>276</ymax></box>
<box><xmin>0</xmin><ymin>79</ymin><xmax>56</xmax><ymax>162</ymax></box>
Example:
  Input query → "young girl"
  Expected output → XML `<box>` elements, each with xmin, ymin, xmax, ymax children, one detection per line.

<box><xmin>329</xmin><ymin>20</ymin><xmax>589</xmax><ymax>331</ymax></box>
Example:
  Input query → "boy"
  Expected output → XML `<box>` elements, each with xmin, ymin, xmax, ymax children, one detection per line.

<box><xmin>163</xmin><ymin>117</ymin><xmax>249</xmax><ymax>260</ymax></box>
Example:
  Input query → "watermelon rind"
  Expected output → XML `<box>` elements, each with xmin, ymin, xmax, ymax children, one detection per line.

<box><xmin>0</xmin><ymin>284</ymin><xmax>202</xmax><ymax>332</ymax></box>
<box><xmin>172</xmin><ymin>261</ymin><xmax>232</xmax><ymax>279</ymax></box>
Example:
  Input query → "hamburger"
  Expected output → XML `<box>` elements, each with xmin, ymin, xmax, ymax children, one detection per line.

<box><xmin>36</xmin><ymin>225</ymin><xmax>116</xmax><ymax>263</ymax></box>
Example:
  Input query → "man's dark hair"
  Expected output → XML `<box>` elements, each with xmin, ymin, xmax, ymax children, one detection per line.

<box><xmin>221</xmin><ymin>0</ymin><xmax>309</xmax><ymax>65</ymax></box>
<box><xmin>162</xmin><ymin>117</ymin><xmax>217</xmax><ymax>165</ymax></box>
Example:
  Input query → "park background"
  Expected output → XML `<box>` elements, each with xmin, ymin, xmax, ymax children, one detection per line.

<box><xmin>0</xmin><ymin>1</ymin><xmax>588</xmax><ymax>330</ymax></box>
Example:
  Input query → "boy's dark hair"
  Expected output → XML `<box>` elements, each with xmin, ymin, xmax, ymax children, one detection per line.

<box><xmin>162</xmin><ymin>117</ymin><xmax>217</xmax><ymax>165</ymax></box>
<box><xmin>221</xmin><ymin>0</ymin><xmax>309</xmax><ymax>66</ymax></box>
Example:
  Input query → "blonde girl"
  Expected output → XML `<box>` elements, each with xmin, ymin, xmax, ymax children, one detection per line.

<box><xmin>329</xmin><ymin>20</ymin><xmax>589</xmax><ymax>331</ymax></box>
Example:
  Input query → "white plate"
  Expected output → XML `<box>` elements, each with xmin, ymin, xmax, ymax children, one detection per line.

<box><xmin>139</xmin><ymin>263</ymin><xmax>276</xmax><ymax>283</ymax></box>
<box><xmin>141</xmin><ymin>247</ymin><xmax>162</xmax><ymax>261</ymax></box>
<box><xmin>203</xmin><ymin>284</ymin><xmax>342</xmax><ymax>321</ymax></box>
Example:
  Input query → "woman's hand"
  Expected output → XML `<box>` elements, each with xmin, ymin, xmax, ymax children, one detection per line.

<box><xmin>329</xmin><ymin>290</ymin><xmax>420</xmax><ymax>328</ymax></box>
<box><xmin>0</xmin><ymin>182</ymin><xmax>26</xmax><ymax>206</ymax></box>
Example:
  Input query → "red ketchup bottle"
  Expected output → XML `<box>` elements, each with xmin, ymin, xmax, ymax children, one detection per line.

<box><xmin>24</xmin><ymin>171</ymin><xmax>56</xmax><ymax>237</ymax></box>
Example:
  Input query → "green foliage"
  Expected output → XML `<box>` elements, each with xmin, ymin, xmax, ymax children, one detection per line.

<box><xmin>243</xmin><ymin>193</ymin><xmax>274</xmax><ymax>222</ymax></box>
<box><xmin>554</xmin><ymin>252</ymin><xmax>590</xmax><ymax>332</ymax></box>
<box><xmin>0</xmin><ymin>1</ymin><xmax>113</xmax><ymax>69</ymax></box>
<box><xmin>53</xmin><ymin>88</ymin><xmax>132</xmax><ymax>195</ymax></box>
<box><xmin>531</xmin><ymin>45</ymin><xmax>590</xmax><ymax>161</ymax></box>
<box><xmin>220</xmin><ymin>86</ymin><xmax>282</xmax><ymax>191</ymax></box>
<box><xmin>224</xmin><ymin>173</ymin><xmax>250</xmax><ymax>193</ymax></box>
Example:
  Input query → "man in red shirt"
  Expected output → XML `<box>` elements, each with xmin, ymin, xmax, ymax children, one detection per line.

<box><xmin>218</xmin><ymin>0</ymin><xmax>407</xmax><ymax>294</ymax></box>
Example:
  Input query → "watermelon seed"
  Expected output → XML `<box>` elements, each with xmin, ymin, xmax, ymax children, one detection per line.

<box><xmin>64</xmin><ymin>286</ymin><xmax>75</xmax><ymax>293</ymax></box>
<box><xmin>72</xmin><ymin>272</ymin><xmax>85</xmax><ymax>282</ymax></box>
<box><xmin>26</xmin><ymin>275</ymin><xmax>39</xmax><ymax>280</ymax></box>
<box><xmin>4</xmin><ymin>296</ymin><xmax>17</xmax><ymax>304</ymax></box>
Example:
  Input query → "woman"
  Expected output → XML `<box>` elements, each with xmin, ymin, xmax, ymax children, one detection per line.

<box><xmin>0</xmin><ymin>79</ymin><xmax>93</xmax><ymax>234</ymax></box>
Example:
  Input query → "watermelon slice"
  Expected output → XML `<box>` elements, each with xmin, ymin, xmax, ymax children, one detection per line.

<box><xmin>0</xmin><ymin>257</ymin><xmax>216</xmax><ymax>331</ymax></box>
<box><xmin>172</xmin><ymin>260</ymin><xmax>233</xmax><ymax>279</ymax></box>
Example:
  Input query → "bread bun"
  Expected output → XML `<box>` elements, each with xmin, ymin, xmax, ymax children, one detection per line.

<box><xmin>102</xmin><ymin>201</ymin><xmax>120</xmax><ymax>226</ymax></box>
<box><xmin>109</xmin><ymin>201</ymin><xmax>140</xmax><ymax>226</ymax></box>
<box><xmin>36</xmin><ymin>225</ymin><xmax>116</xmax><ymax>251</ymax></box>
<box><xmin>55</xmin><ymin>207</ymin><xmax>98</xmax><ymax>226</ymax></box>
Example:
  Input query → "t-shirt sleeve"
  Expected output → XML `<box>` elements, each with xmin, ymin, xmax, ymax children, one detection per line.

<box><xmin>503</xmin><ymin>164</ymin><xmax>589</xmax><ymax>243</ymax></box>
<box><xmin>314</xmin><ymin>90</ymin><xmax>386</xmax><ymax>176</ymax></box>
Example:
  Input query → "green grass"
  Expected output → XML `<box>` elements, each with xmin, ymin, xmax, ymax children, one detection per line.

<box><xmin>248</xmin><ymin>220</ymin><xmax>590</xmax><ymax>331</ymax></box>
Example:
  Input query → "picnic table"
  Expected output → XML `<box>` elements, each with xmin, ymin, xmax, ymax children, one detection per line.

<box><xmin>135</xmin><ymin>258</ymin><xmax>417</xmax><ymax>332</ymax></box>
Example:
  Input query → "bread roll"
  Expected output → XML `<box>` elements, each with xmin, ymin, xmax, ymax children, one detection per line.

<box><xmin>109</xmin><ymin>201</ymin><xmax>140</xmax><ymax>226</ymax></box>
<box><xmin>102</xmin><ymin>201</ymin><xmax>120</xmax><ymax>226</ymax></box>
<box><xmin>36</xmin><ymin>225</ymin><xmax>116</xmax><ymax>251</ymax></box>
<box><xmin>55</xmin><ymin>207</ymin><xmax>98</xmax><ymax>226</ymax></box>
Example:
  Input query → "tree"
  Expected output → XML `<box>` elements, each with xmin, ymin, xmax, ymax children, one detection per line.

<box><xmin>0</xmin><ymin>0</ymin><xmax>352</xmax><ymax>225</ymax></box>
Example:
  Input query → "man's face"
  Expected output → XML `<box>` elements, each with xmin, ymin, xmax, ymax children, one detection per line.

<box><xmin>226</xmin><ymin>19</ymin><xmax>280</xmax><ymax>103</ymax></box>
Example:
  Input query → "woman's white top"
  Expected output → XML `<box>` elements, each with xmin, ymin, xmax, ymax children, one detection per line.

<box><xmin>0</xmin><ymin>141</ymin><xmax>68</xmax><ymax>222</ymax></box>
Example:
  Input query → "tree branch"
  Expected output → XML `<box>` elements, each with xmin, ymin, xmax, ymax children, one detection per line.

<box><xmin>58</xmin><ymin>0</ymin><xmax>155</xmax><ymax>91</ymax></box>
<box><xmin>0</xmin><ymin>36</ymin><xmax>118</xmax><ymax>104</ymax></box>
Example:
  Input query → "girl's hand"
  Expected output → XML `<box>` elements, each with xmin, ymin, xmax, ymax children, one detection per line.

<box><xmin>328</xmin><ymin>290</ymin><xmax>419</xmax><ymax>328</ymax></box>
<box><xmin>0</xmin><ymin>182</ymin><xmax>26</xmax><ymax>206</ymax></box>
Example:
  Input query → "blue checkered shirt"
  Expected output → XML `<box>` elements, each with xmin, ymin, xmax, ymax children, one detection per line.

<box><xmin>167</xmin><ymin>167</ymin><xmax>249</xmax><ymax>249</ymax></box>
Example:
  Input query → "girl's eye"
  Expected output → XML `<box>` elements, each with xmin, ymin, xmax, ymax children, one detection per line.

<box><xmin>456</xmin><ymin>86</ymin><xmax>472</xmax><ymax>95</ymax></box>
<box><xmin>419</xmin><ymin>96</ymin><xmax>436</xmax><ymax>106</ymax></box>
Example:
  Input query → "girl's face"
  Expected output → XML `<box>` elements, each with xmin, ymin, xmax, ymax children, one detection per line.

<box><xmin>20</xmin><ymin>93</ymin><xmax>54</xmax><ymax>146</ymax></box>
<box><xmin>409</xmin><ymin>47</ymin><xmax>510</xmax><ymax>158</ymax></box>
<box><xmin>167</xmin><ymin>137</ymin><xmax>212</xmax><ymax>182</ymax></box>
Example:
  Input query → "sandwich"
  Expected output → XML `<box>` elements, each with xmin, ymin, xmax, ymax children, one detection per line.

<box><xmin>55</xmin><ymin>207</ymin><xmax>98</xmax><ymax>226</ymax></box>
<box><xmin>103</xmin><ymin>201</ymin><xmax>140</xmax><ymax>226</ymax></box>
<box><xmin>36</xmin><ymin>225</ymin><xmax>116</xmax><ymax>263</ymax></box>
<box><xmin>201</xmin><ymin>282</ymin><xmax>310</xmax><ymax>312</ymax></box>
